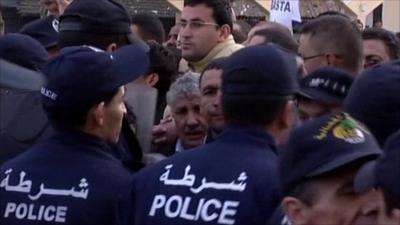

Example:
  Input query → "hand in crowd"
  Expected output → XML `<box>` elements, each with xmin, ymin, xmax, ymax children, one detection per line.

<box><xmin>151</xmin><ymin>116</ymin><xmax>178</xmax><ymax>147</ymax></box>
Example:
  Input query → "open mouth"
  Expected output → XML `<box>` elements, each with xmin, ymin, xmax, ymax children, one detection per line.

<box><xmin>185</xmin><ymin>132</ymin><xmax>204</xmax><ymax>140</ymax></box>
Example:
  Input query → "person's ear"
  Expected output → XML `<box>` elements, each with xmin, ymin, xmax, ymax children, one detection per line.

<box><xmin>278</xmin><ymin>100</ymin><xmax>297</xmax><ymax>130</ymax></box>
<box><xmin>106</xmin><ymin>43</ymin><xmax>118</xmax><ymax>53</ymax></box>
<box><xmin>282</xmin><ymin>197</ymin><xmax>309</xmax><ymax>225</ymax></box>
<box><xmin>91</xmin><ymin>102</ymin><xmax>106</xmax><ymax>127</ymax></box>
<box><xmin>218</xmin><ymin>24</ymin><xmax>231</xmax><ymax>41</ymax></box>
<box><xmin>145</xmin><ymin>73</ymin><xmax>160</xmax><ymax>87</ymax></box>
<box><xmin>325</xmin><ymin>53</ymin><xmax>340</xmax><ymax>67</ymax></box>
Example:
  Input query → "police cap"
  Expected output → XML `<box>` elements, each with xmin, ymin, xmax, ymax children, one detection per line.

<box><xmin>280</xmin><ymin>112</ymin><xmax>381</xmax><ymax>196</ymax></box>
<box><xmin>222</xmin><ymin>44</ymin><xmax>299</xmax><ymax>97</ymax></box>
<box><xmin>41</xmin><ymin>44</ymin><xmax>149</xmax><ymax>111</ymax></box>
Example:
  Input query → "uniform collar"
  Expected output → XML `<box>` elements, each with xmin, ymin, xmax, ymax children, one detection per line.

<box><xmin>218</xmin><ymin>124</ymin><xmax>277</xmax><ymax>152</ymax></box>
<box><xmin>189</xmin><ymin>35</ymin><xmax>236</xmax><ymax>72</ymax></box>
<box><xmin>52</xmin><ymin>129</ymin><xmax>115</xmax><ymax>151</ymax></box>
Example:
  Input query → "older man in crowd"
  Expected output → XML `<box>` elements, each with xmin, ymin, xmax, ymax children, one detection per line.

<box><xmin>162</xmin><ymin>72</ymin><xmax>208</xmax><ymax>155</ymax></box>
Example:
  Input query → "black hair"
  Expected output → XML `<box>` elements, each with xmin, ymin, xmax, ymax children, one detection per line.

<box><xmin>147</xmin><ymin>41</ymin><xmax>179</xmax><ymax>98</ymax></box>
<box><xmin>285</xmin><ymin>158</ymin><xmax>373</xmax><ymax>207</ymax></box>
<box><xmin>131</xmin><ymin>13</ymin><xmax>166</xmax><ymax>44</ymax></box>
<box><xmin>300</xmin><ymin>15</ymin><xmax>362</xmax><ymax>74</ymax></box>
<box><xmin>316</xmin><ymin>10</ymin><xmax>351</xmax><ymax>20</ymax></box>
<box><xmin>232</xmin><ymin>20</ymin><xmax>251</xmax><ymax>43</ymax></box>
<box><xmin>253</xmin><ymin>28</ymin><xmax>298</xmax><ymax>52</ymax></box>
<box><xmin>43</xmin><ymin>89</ymin><xmax>119</xmax><ymax>131</ymax></box>
<box><xmin>286</xmin><ymin>179</ymin><xmax>318</xmax><ymax>207</ymax></box>
<box><xmin>199</xmin><ymin>57</ymin><xmax>228</xmax><ymax>88</ymax></box>
<box><xmin>146</xmin><ymin>41</ymin><xmax>179</xmax><ymax>121</ymax></box>
<box><xmin>362</xmin><ymin>28</ymin><xmax>400</xmax><ymax>60</ymax></box>
<box><xmin>184</xmin><ymin>0</ymin><xmax>233</xmax><ymax>31</ymax></box>
<box><xmin>58</xmin><ymin>31</ymin><xmax>130</xmax><ymax>49</ymax></box>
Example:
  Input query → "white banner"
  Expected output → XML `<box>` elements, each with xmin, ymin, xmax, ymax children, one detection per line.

<box><xmin>270</xmin><ymin>0</ymin><xmax>302</xmax><ymax>31</ymax></box>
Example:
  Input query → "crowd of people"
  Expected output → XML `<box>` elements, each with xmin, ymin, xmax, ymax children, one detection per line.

<box><xmin>1</xmin><ymin>0</ymin><xmax>400</xmax><ymax>224</ymax></box>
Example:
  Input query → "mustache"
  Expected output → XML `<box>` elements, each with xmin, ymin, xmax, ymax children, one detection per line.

<box><xmin>184</xmin><ymin>126</ymin><xmax>205</xmax><ymax>134</ymax></box>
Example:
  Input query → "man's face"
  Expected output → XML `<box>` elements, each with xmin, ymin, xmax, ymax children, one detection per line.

<box><xmin>358</xmin><ymin>188</ymin><xmax>400</xmax><ymax>225</ymax></box>
<box><xmin>180</xmin><ymin>4</ymin><xmax>221</xmax><ymax>62</ymax></box>
<box><xmin>303</xmin><ymin>168</ymin><xmax>369</xmax><ymax>225</ymax></box>
<box><xmin>102</xmin><ymin>86</ymin><xmax>127</xmax><ymax>143</ymax></box>
<box><xmin>165</xmin><ymin>25</ymin><xmax>180</xmax><ymax>48</ymax></box>
<box><xmin>298</xmin><ymin>99</ymin><xmax>340</xmax><ymax>124</ymax></box>
<box><xmin>298</xmin><ymin>34</ymin><xmax>326</xmax><ymax>75</ymax></box>
<box><xmin>363</xmin><ymin>39</ymin><xmax>391</xmax><ymax>69</ymax></box>
<box><xmin>200</xmin><ymin>69</ymin><xmax>224</xmax><ymax>134</ymax></box>
<box><xmin>171</xmin><ymin>96</ymin><xmax>208</xmax><ymax>149</ymax></box>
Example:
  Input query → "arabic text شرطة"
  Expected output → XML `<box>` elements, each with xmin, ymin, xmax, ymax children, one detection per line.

<box><xmin>159</xmin><ymin>164</ymin><xmax>248</xmax><ymax>194</ymax></box>
<box><xmin>0</xmin><ymin>169</ymin><xmax>89</xmax><ymax>201</ymax></box>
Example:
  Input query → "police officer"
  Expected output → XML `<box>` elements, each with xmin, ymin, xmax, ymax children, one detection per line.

<box><xmin>128</xmin><ymin>44</ymin><xmax>299</xmax><ymax>225</ymax></box>
<box><xmin>0</xmin><ymin>60</ymin><xmax>48</xmax><ymax>163</ymax></box>
<box><xmin>277</xmin><ymin>112</ymin><xmax>381</xmax><ymax>225</ymax></box>
<box><xmin>297</xmin><ymin>67</ymin><xmax>354</xmax><ymax>124</ymax></box>
<box><xmin>19</xmin><ymin>15</ymin><xmax>60</xmax><ymax>56</ymax></box>
<box><xmin>58</xmin><ymin>0</ymin><xmax>148</xmax><ymax>171</ymax></box>
<box><xmin>0</xmin><ymin>44</ymin><xmax>149</xmax><ymax>225</ymax></box>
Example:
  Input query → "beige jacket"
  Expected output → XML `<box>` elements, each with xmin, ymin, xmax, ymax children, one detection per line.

<box><xmin>190</xmin><ymin>35</ymin><xmax>243</xmax><ymax>73</ymax></box>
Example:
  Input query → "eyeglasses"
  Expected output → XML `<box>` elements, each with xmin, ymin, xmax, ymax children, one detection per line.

<box><xmin>300</xmin><ymin>54</ymin><xmax>325</xmax><ymax>61</ymax></box>
<box><xmin>179</xmin><ymin>20</ymin><xmax>219</xmax><ymax>30</ymax></box>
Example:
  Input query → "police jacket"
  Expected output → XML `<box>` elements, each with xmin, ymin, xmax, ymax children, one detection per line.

<box><xmin>0</xmin><ymin>130</ymin><xmax>132</xmax><ymax>225</ymax></box>
<box><xmin>129</xmin><ymin>125</ymin><xmax>280</xmax><ymax>225</ymax></box>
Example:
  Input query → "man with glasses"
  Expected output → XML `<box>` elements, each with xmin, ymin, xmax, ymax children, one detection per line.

<box><xmin>179</xmin><ymin>0</ymin><xmax>242</xmax><ymax>72</ymax></box>
<box><xmin>298</xmin><ymin>15</ymin><xmax>362</xmax><ymax>76</ymax></box>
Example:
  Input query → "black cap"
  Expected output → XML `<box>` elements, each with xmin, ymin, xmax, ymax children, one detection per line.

<box><xmin>298</xmin><ymin>67</ymin><xmax>354</xmax><ymax>104</ymax></box>
<box><xmin>59</xmin><ymin>0</ymin><xmax>147</xmax><ymax>50</ymax></box>
<box><xmin>19</xmin><ymin>15</ymin><xmax>59</xmax><ymax>49</ymax></box>
<box><xmin>0</xmin><ymin>33</ymin><xmax>48</xmax><ymax>71</ymax></box>
<box><xmin>280</xmin><ymin>112</ymin><xmax>381</xmax><ymax>196</ymax></box>
<box><xmin>41</xmin><ymin>44</ymin><xmax>149</xmax><ymax>111</ymax></box>
<box><xmin>344</xmin><ymin>60</ymin><xmax>400</xmax><ymax>146</ymax></box>
<box><xmin>222</xmin><ymin>44</ymin><xmax>299</xmax><ymax>97</ymax></box>
<box><xmin>354</xmin><ymin>130</ymin><xmax>400</xmax><ymax>209</ymax></box>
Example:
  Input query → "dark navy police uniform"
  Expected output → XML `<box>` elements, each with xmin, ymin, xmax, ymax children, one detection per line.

<box><xmin>129</xmin><ymin>44</ymin><xmax>300</xmax><ymax>225</ymax></box>
<box><xmin>130</xmin><ymin>125</ymin><xmax>280</xmax><ymax>225</ymax></box>
<box><xmin>0</xmin><ymin>36</ymin><xmax>149</xmax><ymax>223</ymax></box>
<box><xmin>0</xmin><ymin>131</ymin><xmax>132</xmax><ymax>225</ymax></box>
